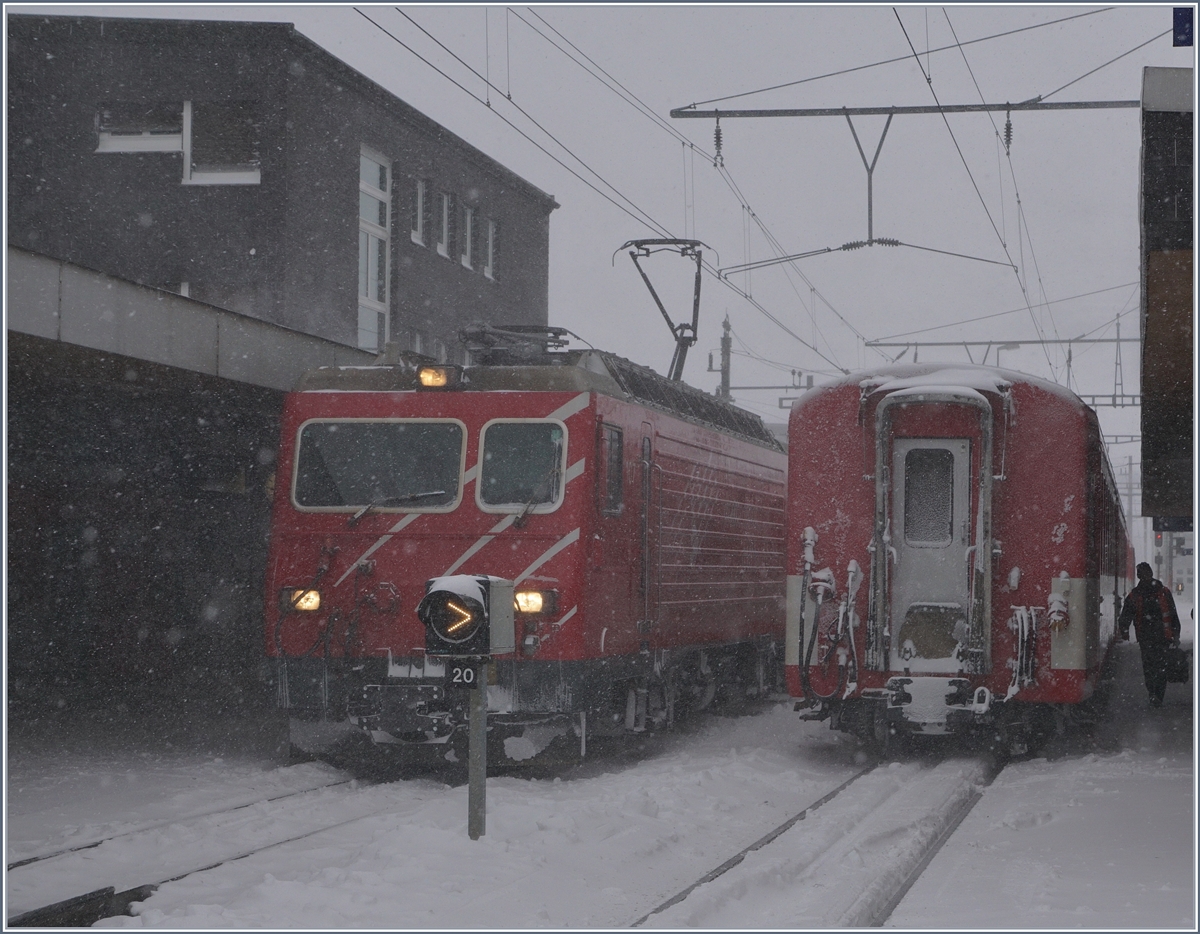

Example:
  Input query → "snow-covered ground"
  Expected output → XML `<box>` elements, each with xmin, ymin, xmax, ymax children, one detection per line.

<box><xmin>5</xmin><ymin>618</ymin><xmax>1194</xmax><ymax>929</ymax></box>
<box><xmin>888</xmin><ymin>635</ymin><xmax>1196</xmax><ymax>929</ymax></box>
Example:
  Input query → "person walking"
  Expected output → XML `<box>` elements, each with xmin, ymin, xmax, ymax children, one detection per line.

<box><xmin>1118</xmin><ymin>562</ymin><xmax>1182</xmax><ymax>707</ymax></box>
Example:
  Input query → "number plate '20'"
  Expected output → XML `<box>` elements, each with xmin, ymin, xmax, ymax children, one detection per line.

<box><xmin>450</xmin><ymin>665</ymin><xmax>477</xmax><ymax>685</ymax></box>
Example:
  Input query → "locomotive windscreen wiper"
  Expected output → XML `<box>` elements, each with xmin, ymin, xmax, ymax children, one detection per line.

<box><xmin>348</xmin><ymin>490</ymin><xmax>446</xmax><ymax>526</ymax></box>
<box><xmin>513</xmin><ymin>440</ymin><xmax>563</xmax><ymax>529</ymax></box>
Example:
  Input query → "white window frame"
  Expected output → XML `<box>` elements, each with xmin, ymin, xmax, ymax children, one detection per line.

<box><xmin>436</xmin><ymin>192</ymin><xmax>451</xmax><ymax>258</ymax></box>
<box><xmin>96</xmin><ymin>130</ymin><xmax>182</xmax><ymax>153</ymax></box>
<box><xmin>483</xmin><ymin>219</ymin><xmax>496</xmax><ymax>280</ymax></box>
<box><xmin>460</xmin><ymin>205</ymin><xmax>474</xmax><ymax>269</ymax></box>
<box><xmin>358</xmin><ymin>146</ymin><xmax>391</xmax><ymax>352</ymax></box>
<box><xmin>475</xmin><ymin>418</ymin><xmax>569</xmax><ymax>516</ymax></box>
<box><xmin>182</xmin><ymin>101</ymin><xmax>261</xmax><ymax>186</ymax></box>
<box><xmin>411</xmin><ymin>179</ymin><xmax>426</xmax><ymax>246</ymax></box>
<box><xmin>290</xmin><ymin>417</ymin><xmax>467</xmax><ymax>515</ymax></box>
<box><xmin>95</xmin><ymin>102</ymin><xmax>183</xmax><ymax>152</ymax></box>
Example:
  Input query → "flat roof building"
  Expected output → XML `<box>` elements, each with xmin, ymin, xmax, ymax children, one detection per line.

<box><xmin>7</xmin><ymin>13</ymin><xmax>558</xmax><ymax>358</ymax></box>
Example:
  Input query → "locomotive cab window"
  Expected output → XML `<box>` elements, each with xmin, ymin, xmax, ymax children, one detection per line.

<box><xmin>903</xmin><ymin>447</ymin><xmax>954</xmax><ymax>545</ymax></box>
<box><xmin>599</xmin><ymin>424</ymin><xmax>623</xmax><ymax>515</ymax></box>
<box><xmin>293</xmin><ymin>419</ymin><xmax>464</xmax><ymax>512</ymax></box>
<box><xmin>478</xmin><ymin>420</ymin><xmax>567</xmax><ymax>513</ymax></box>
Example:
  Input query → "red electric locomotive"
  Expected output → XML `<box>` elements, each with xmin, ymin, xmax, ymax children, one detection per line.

<box><xmin>266</xmin><ymin>328</ymin><xmax>786</xmax><ymax>759</ymax></box>
<box><xmin>785</xmin><ymin>363</ymin><xmax>1131</xmax><ymax>754</ymax></box>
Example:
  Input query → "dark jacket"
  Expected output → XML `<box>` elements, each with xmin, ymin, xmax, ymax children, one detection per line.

<box><xmin>1119</xmin><ymin>578</ymin><xmax>1181</xmax><ymax>644</ymax></box>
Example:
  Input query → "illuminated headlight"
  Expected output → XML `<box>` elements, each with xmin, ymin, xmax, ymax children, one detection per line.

<box><xmin>514</xmin><ymin>590</ymin><xmax>558</xmax><ymax>615</ymax></box>
<box><xmin>417</xmin><ymin>366</ymin><xmax>461</xmax><ymax>389</ymax></box>
<box><xmin>282</xmin><ymin>588</ymin><xmax>321</xmax><ymax>612</ymax></box>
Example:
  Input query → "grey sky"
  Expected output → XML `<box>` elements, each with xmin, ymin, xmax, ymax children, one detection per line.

<box><xmin>13</xmin><ymin>4</ymin><xmax>1195</xmax><ymax>446</ymax></box>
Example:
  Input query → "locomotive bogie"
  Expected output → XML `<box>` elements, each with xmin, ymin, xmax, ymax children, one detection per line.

<box><xmin>786</xmin><ymin>364</ymin><xmax>1131</xmax><ymax>750</ymax></box>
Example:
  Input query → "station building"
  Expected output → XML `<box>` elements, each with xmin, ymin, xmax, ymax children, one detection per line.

<box><xmin>1139</xmin><ymin>66</ymin><xmax>1193</xmax><ymax>533</ymax></box>
<box><xmin>6</xmin><ymin>12</ymin><xmax>557</xmax><ymax>724</ymax></box>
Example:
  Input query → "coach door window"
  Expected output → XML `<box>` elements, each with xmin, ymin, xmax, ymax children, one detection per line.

<box><xmin>478</xmin><ymin>420</ymin><xmax>566</xmax><ymax>513</ymax></box>
<box><xmin>903</xmin><ymin>448</ymin><xmax>954</xmax><ymax>545</ymax></box>
<box><xmin>599</xmin><ymin>424</ymin><xmax>623</xmax><ymax>515</ymax></box>
<box><xmin>293</xmin><ymin>419</ymin><xmax>463</xmax><ymax>512</ymax></box>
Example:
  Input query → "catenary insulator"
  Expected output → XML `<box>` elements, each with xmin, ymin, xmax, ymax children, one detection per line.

<box><xmin>1004</xmin><ymin>114</ymin><xmax>1013</xmax><ymax>153</ymax></box>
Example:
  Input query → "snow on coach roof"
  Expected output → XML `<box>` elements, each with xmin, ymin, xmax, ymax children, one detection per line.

<box><xmin>808</xmin><ymin>362</ymin><xmax>1086</xmax><ymax>410</ymax></box>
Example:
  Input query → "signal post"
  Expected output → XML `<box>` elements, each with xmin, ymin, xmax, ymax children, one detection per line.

<box><xmin>416</xmin><ymin>575</ymin><xmax>515</xmax><ymax>839</ymax></box>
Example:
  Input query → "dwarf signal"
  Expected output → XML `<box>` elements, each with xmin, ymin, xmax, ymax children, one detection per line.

<box><xmin>416</xmin><ymin>575</ymin><xmax>515</xmax><ymax>658</ymax></box>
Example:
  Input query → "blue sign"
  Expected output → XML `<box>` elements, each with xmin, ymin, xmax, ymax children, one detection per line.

<box><xmin>1174</xmin><ymin>7</ymin><xmax>1193</xmax><ymax>47</ymax></box>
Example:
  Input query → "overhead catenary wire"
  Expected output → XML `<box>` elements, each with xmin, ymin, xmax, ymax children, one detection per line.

<box><xmin>872</xmin><ymin>281</ymin><xmax>1138</xmax><ymax>341</ymax></box>
<box><xmin>355</xmin><ymin>9</ymin><xmax>671</xmax><ymax>240</ymax></box>
<box><xmin>510</xmin><ymin>6</ymin><xmax>865</xmax><ymax>370</ymax></box>
<box><xmin>515</xmin><ymin>7</ymin><xmax>713</xmax><ymax>158</ymax></box>
<box><xmin>893</xmin><ymin>7</ymin><xmax>1059</xmax><ymax>380</ymax></box>
<box><xmin>1036</xmin><ymin>28</ymin><xmax>1172</xmax><ymax>102</ymax></box>
<box><xmin>679</xmin><ymin>7</ymin><xmax>1114</xmax><ymax>110</ymax></box>
<box><xmin>386</xmin><ymin>7</ymin><xmax>672</xmax><ymax>239</ymax></box>
<box><xmin>942</xmin><ymin>8</ymin><xmax>1062</xmax><ymax>363</ymax></box>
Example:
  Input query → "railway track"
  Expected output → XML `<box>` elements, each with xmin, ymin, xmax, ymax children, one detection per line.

<box><xmin>8</xmin><ymin>744</ymin><xmax>1001</xmax><ymax>929</ymax></box>
<box><xmin>6</xmin><ymin>777</ymin><xmax>360</xmax><ymax>871</ymax></box>
<box><xmin>633</xmin><ymin>754</ymin><xmax>1000</xmax><ymax>928</ymax></box>
<box><xmin>6</xmin><ymin>777</ymin><xmax>390</xmax><ymax>927</ymax></box>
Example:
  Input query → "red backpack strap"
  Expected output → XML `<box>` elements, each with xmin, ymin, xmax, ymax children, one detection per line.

<box><xmin>1159</xmin><ymin>589</ymin><xmax>1176</xmax><ymax>640</ymax></box>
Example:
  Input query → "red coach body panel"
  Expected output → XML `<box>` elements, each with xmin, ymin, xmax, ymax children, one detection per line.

<box><xmin>785</xmin><ymin>364</ymin><xmax>1129</xmax><ymax>744</ymax></box>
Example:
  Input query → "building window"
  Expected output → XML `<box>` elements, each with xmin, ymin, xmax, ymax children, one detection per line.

<box><xmin>484</xmin><ymin>219</ymin><xmax>497</xmax><ymax>280</ymax></box>
<box><xmin>437</xmin><ymin>192</ymin><xmax>451</xmax><ymax>258</ymax></box>
<box><xmin>96</xmin><ymin>100</ymin><xmax>260</xmax><ymax>185</ymax></box>
<box><xmin>96</xmin><ymin>102</ymin><xmax>183</xmax><ymax>151</ymax></box>
<box><xmin>184</xmin><ymin>101</ymin><xmax>261</xmax><ymax>185</ymax></box>
<box><xmin>411</xmin><ymin>179</ymin><xmax>426</xmax><ymax>246</ymax></box>
<box><xmin>461</xmin><ymin>205</ymin><xmax>474</xmax><ymax>269</ymax></box>
<box><xmin>358</xmin><ymin>148</ymin><xmax>390</xmax><ymax>353</ymax></box>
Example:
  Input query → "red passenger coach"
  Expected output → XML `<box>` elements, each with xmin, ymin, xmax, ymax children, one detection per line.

<box><xmin>786</xmin><ymin>364</ymin><xmax>1130</xmax><ymax>753</ymax></box>
<box><xmin>266</xmin><ymin>329</ymin><xmax>787</xmax><ymax>758</ymax></box>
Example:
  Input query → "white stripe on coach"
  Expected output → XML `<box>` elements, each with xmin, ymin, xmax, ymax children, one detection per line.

<box><xmin>547</xmin><ymin>391</ymin><xmax>591</xmax><ymax>422</ymax></box>
<box><xmin>514</xmin><ymin>528</ymin><xmax>581</xmax><ymax>585</ymax></box>
<box><xmin>441</xmin><ymin>515</ymin><xmax>516</xmax><ymax>577</ymax></box>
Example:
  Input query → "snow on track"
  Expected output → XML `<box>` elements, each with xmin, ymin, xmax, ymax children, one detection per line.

<box><xmin>73</xmin><ymin>704</ymin><xmax>863</xmax><ymax>929</ymax></box>
<box><xmin>6</xmin><ymin>779</ymin><xmax>407</xmax><ymax>919</ymax></box>
<box><xmin>643</xmin><ymin>757</ymin><xmax>992</xmax><ymax>928</ymax></box>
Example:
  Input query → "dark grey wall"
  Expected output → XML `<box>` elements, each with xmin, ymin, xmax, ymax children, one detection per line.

<box><xmin>7</xmin><ymin>332</ymin><xmax>282</xmax><ymax>717</ymax></box>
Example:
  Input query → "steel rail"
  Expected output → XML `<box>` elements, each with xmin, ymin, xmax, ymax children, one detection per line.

<box><xmin>630</xmin><ymin>765</ymin><xmax>873</xmax><ymax>926</ymax></box>
<box><xmin>6</xmin><ymin>777</ymin><xmax>361</xmax><ymax>871</ymax></box>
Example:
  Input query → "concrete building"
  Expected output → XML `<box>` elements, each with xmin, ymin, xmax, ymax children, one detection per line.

<box><xmin>7</xmin><ymin>13</ymin><xmax>557</xmax><ymax>357</ymax></box>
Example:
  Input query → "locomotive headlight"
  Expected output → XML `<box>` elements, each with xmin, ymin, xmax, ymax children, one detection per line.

<box><xmin>514</xmin><ymin>591</ymin><xmax>543</xmax><ymax>614</ymax></box>
<box><xmin>514</xmin><ymin>590</ymin><xmax>558</xmax><ymax>615</ymax></box>
<box><xmin>418</xmin><ymin>592</ymin><xmax>486</xmax><ymax>644</ymax></box>
<box><xmin>417</xmin><ymin>365</ymin><xmax>462</xmax><ymax>389</ymax></box>
<box><xmin>282</xmin><ymin>588</ymin><xmax>321</xmax><ymax>612</ymax></box>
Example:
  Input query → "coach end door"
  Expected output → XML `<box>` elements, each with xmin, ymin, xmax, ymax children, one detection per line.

<box><xmin>890</xmin><ymin>438</ymin><xmax>972</xmax><ymax>673</ymax></box>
